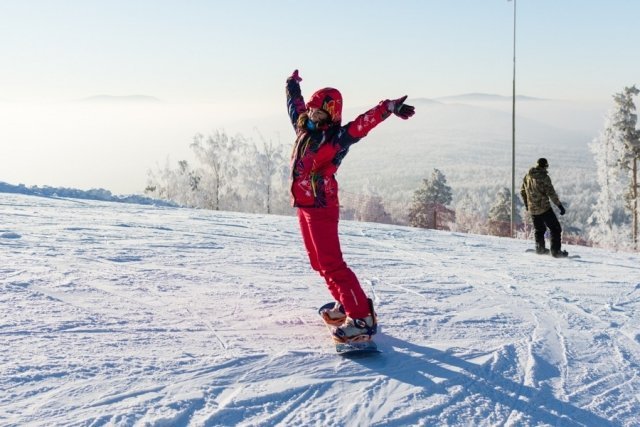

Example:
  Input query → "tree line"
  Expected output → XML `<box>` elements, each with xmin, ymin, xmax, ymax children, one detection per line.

<box><xmin>146</xmin><ymin>86</ymin><xmax>640</xmax><ymax>252</ymax></box>
<box><xmin>145</xmin><ymin>130</ymin><xmax>290</xmax><ymax>215</ymax></box>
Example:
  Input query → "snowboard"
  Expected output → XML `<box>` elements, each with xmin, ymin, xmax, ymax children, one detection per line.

<box><xmin>318</xmin><ymin>302</ymin><xmax>380</xmax><ymax>356</ymax></box>
<box><xmin>525</xmin><ymin>249</ymin><xmax>580</xmax><ymax>259</ymax></box>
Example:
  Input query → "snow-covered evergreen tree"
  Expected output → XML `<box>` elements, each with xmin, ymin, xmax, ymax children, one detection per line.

<box><xmin>588</xmin><ymin>86</ymin><xmax>638</xmax><ymax>250</ymax></box>
<box><xmin>408</xmin><ymin>169</ymin><xmax>453</xmax><ymax>229</ymax></box>
<box><xmin>613</xmin><ymin>86</ymin><xmax>640</xmax><ymax>248</ymax></box>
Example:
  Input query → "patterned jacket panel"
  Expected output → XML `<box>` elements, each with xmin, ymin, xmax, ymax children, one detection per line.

<box><xmin>286</xmin><ymin>77</ymin><xmax>391</xmax><ymax>208</ymax></box>
<box><xmin>520</xmin><ymin>166</ymin><xmax>561</xmax><ymax>216</ymax></box>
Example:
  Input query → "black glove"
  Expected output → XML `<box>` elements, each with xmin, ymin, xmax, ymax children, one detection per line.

<box><xmin>558</xmin><ymin>204</ymin><xmax>565</xmax><ymax>215</ymax></box>
<box><xmin>388</xmin><ymin>95</ymin><xmax>415</xmax><ymax>119</ymax></box>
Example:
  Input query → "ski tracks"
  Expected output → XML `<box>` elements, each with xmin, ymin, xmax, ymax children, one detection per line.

<box><xmin>354</xmin><ymin>225</ymin><xmax>639</xmax><ymax>425</ymax></box>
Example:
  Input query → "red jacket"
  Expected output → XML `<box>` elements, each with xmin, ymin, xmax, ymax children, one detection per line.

<box><xmin>286</xmin><ymin>77</ymin><xmax>392</xmax><ymax>208</ymax></box>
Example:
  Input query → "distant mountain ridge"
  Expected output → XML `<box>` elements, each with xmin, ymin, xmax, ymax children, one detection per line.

<box><xmin>434</xmin><ymin>93</ymin><xmax>546</xmax><ymax>102</ymax></box>
<box><xmin>79</xmin><ymin>95</ymin><xmax>162</xmax><ymax>103</ymax></box>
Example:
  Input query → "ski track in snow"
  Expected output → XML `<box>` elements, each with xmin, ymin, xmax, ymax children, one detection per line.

<box><xmin>1</xmin><ymin>193</ymin><xmax>639</xmax><ymax>426</ymax></box>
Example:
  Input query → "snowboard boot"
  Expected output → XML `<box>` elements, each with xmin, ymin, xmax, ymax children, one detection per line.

<box><xmin>551</xmin><ymin>249</ymin><xmax>568</xmax><ymax>258</ymax></box>
<box><xmin>319</xmin><ymin>301</ymin><xmax>346</xmax><ymax>326</ymax></box>
<box><xmin>332</xmin><ymin>298</ymin><xmax>377</xmax><ymax>343</ymax></box>
<box><xmin>535</xmin><ymin>243</ymin><xmax>549</xmax><ymax>255</ymax></box>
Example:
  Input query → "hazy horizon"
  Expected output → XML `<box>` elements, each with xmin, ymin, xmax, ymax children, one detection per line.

<box><xmin>2</xmin><ymin>1</ymin><xmax>637</xmax><ymax>194</ymax></box>
<box><xmin>0</xmin><ymin>91</ymin><xmax>610</xmax><ymax>195</ymax></box>
<box><xmin>0</xmin><ymin>93</ymin><xmax>609</xmax><ymax>195</ymax></box>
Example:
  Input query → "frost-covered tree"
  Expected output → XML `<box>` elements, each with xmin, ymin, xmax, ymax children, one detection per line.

<box><xmin>408</xmin><ymin>169</ymin><xmax>453</xmax><ymax>229</ymax></box>
<box><xmin>342</xmin><ymin>184</ymin><xmax>391</xmax><ymax>224</ymax></box>
<box><xmin>589</xmin><ymin>120</ymin><xmax>628</xmax><ymax>249</ymax></box>
<box><xmin>356</xmin><ymin>195</ymin><xmax>392</xmax><ymax>224</ymax></box>
<box><xmin>146</xmin><ymin>129</ymin><xmax>292</xmax><ymax>214</ymax></box>
<box><xmin>453</xmin><ymin>193</ymin><xmax>486</xmax><ymax>234</ymax></box>
<box><xmin>589</xmin><ymin>86</ymin><xmax>638</xmax><ymax>249</ymax></box>
<box><xmin>145</xmin><ymin>159</ymin><xmax>201</xmax><ymax>207</ymax></box>
<box><xmin>244</xmin><ymin>134</ymin><xmax>289</xmax><ymax>214</ymax></box>
<box><xmin>190</xmin><ymin>131</ymin><xmax>242</xmax><ymax>211</ymax></box>
<box><xmin>613</xmin><ymin>86</ymin><xmax>640</xmax><ymax>248</ymax></box>
<box><xmin>488</xmin><ymin>187</ymin><xmax>521</xmax><ymax>237</ymax></box>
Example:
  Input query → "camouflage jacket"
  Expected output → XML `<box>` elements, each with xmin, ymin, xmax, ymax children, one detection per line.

<box><xmin>520</xmin><ymin>166</ymin><xmax>561</xmax><ymax>216</ymax></box>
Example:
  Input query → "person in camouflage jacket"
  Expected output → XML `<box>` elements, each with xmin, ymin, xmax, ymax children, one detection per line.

<box><xmin>286</xmin><ymin>69</ymin><xmax>415</xmax><ymax>342</ymax></box>
<box><xmin>520</xmin><ymin>158</ymin><xmax>568</xmax><ymax>257</ymax></box>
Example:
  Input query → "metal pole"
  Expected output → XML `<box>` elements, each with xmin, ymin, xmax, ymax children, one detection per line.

<box><xmin>634</xmin><ymin>157</ymin><xmax>638</xmax><ymax>250</ymax></box>
<box><xmin>511</xmin><ymin>0</ymin><xmax>517</xmax><ymax>238</ymax></box>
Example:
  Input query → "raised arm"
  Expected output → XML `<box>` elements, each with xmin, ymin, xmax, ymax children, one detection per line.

<box><xmin>342</xmin><ymin>95</ymin><xmax>415</xmax><ymax>142</ymax></box>
<box><xmin>286</xmin><ymin>70</ymin><xmax>306</xmax><ymax>129</ymax></box>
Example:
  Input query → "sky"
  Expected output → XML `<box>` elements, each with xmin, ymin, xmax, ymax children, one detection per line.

<box><xmin>2</xmin><ymin>0</ymin><xmax>639</xmax><ymax>104</ymax></box>
<box><xmin>1</xmin><ymin>0</ymin><xmax>639</xmax><ymax>193</ymax></box>
<box><xmin>2</xmin><ymin>192</ymin><xmax>639</xmax><ymax>425</ymax></box>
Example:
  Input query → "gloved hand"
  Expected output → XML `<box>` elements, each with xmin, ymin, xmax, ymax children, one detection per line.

<box><xmin>558</xmin><ymin>204</ymin><xmax>566</xmax><ymax>215</ymax></box>
<box><xmin>289</xmin><ymin>69</ymin><xmax>302</xmax><ymax>83</ymax></box>
<box><xmin>387</xmin><ymin>95</ymin><xmax>415</xmax><ymax>119</ymax></box>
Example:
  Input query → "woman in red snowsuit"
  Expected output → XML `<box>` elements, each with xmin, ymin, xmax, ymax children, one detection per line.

<box><xmin>286</xmin><ymin>69</ymin><xmax>415</xmax><ymax>342</ymax></box>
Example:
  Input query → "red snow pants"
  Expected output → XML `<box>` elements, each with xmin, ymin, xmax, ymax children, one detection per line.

<box><xmin>297</xmin><ymin>206</ymin><xmax>370</xmax><ymax>319</ymax></box>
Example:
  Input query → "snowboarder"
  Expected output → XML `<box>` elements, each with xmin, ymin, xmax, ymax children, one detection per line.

<box><xmin>286</xmin><ymin>69</ymin><xmax>415</xmax><ymax>342</ymax></box>
<box><xmin>520</xmin><ymin>158</ymin><xmax>568</xmax><ymax>257</ymax></box>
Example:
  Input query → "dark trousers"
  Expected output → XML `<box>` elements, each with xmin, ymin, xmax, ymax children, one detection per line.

<box><xmin>532</xmin><ymin>209</ymin><xmax>562</xmax><ymax>251</ymax></box>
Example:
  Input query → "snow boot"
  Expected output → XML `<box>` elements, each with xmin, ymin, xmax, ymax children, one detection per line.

<box><xmin>551</xmin><ymin>249</ymin><xmax>569</xmax><ymax>258</ymax></box>
<box><xmin>332</xmin><ymin>298</ymin><xmax>377</xmax><ymax>343</ymax></box>
<box><xmin>535</xmin><ymin>243</ymin><xmax>549</xmax><ymax>255</ymax></box>
<box><xmin>320</xmin><ymin>301</ymin><xmax>346</xmax><ymax>326</ymax></box>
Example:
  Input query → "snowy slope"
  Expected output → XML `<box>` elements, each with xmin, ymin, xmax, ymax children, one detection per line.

<box><xmin>1</xmin><ymin>193</ymin><xmax>639</xmax><ymax>426</ymax></box>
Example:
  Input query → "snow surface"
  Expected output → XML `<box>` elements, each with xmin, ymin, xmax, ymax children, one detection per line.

<box><xmin>1</xmin><ymin>193</ymin><xmax>639</xmax><ymax>426</ymax></box>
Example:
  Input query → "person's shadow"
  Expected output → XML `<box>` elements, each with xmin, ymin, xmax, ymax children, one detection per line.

<box><xmin>346</xmin><ymin>333</ymin><xmax>616</xmax><ymax>426</ymax></box>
